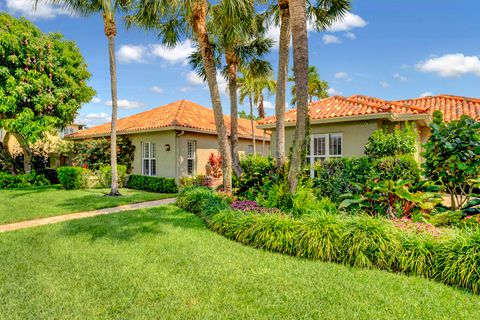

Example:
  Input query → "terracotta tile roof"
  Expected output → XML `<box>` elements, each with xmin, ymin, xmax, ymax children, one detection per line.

<box><xmin>396</xmin><ymin>94</ymin><xmax>480</xmax><ymax>122</ymax></box>
<box><xmin>68</xmin><ymin>99</ymin><xmax>268</xmax><ymax>140</ymax></box>
<box><xmin>258</xmin><ymin>96</ymin><xmax>428</xmax><ymax>126</ymax></box>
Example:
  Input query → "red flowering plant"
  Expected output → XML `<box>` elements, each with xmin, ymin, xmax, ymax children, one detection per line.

<box><xmin>392</xmin><ymin>216</ymin><xmax>441</xmax><ymax>236</ymax></box>
<box><xmin>206</xmin><ymin>153</ymin><xmax>222</xmax><ymax>178</ymax></box>
<box><xmin>231</xmin><ymin>200</ymin><xmax>281</xmax><ymax>214</ymax></box>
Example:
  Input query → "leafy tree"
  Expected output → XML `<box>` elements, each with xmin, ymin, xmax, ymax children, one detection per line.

<box><xmin>127</xmin><ymin>0</ymin><xmax>257</xmax><ymax>193</ymax></box>
<box><xmin>269</xmin><ymin>0</ymin><xmax>350</xmax><ymax>167</ymax></box>
<box><xmin>422</xmin><ymin>111</ymin><xmax>480</xmax><ymax>210</ymax></box>
<box><xmin>289</xmin><ymin>65</ymin><xmax>329</xmax><ymax>105</ymax></box>
<box><xmin>238</xmin><ymin>110</ymin><xmax>260</xmax><ymax>120</ymax></box>
<box><xmin>36</xmin><ymin>0</ymin><xmax>133</xmax><ymax>196</ymax></box>
<box><xmin>0</xmin><ymin>13</ymin><xmax>94</xmax><ymax>173</ymax></box>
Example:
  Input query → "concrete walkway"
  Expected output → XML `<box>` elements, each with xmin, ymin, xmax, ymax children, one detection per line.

<box><xmin>0</xmin><ymin>198</ymin><xmax>176</xmax><ymax>233</ymax></box>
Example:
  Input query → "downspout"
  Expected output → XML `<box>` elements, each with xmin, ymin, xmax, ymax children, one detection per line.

<box><xmin>175</xmin><ymin>130</ymin><xmax>185</xmax><ymax>183</ymax></box>
<box><xmin>262</xmin><ymin>130</ymin><xmax>266</xmax><ymax>156</ymax></box>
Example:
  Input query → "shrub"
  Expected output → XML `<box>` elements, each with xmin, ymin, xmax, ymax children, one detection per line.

<box><xmin>206</xmin><ymin>153</ymin><xmax>222</xmax><ymax>178</ymax></box>
<box><xmin>429</xmin><ymin>211</ymin><xmax>465</xmax><ymax>227</ymax></box>
<box><xmin>233</xmin><ymin>156</ymin><xmax>276</xmax><ymax>198</ymax></box>
<box><xmin>127</xmin><ymin>175</ymin><xmax>178</xmax><ymax>193</ymax></box>
<box><xmin>180</xmin><ymin>175</ymin><xmax>209</xmax><ymax>188</ymax></box>
<box><xmin>314</xmin><ymin>157</ymin><xmax>372</xmax><ymax>200</ymax></box>
<box><xmin>57</xmin><ymin>167</ymin><xmax>89</xmax><ymax>190</ymax></box>
<box><xmin>176</xmin><ymin>187</ymin><xmax>231</xmax><ymax>218</ymax></box>
<box><xmin>96</xmin><ymin>165</ymin><xmax>127</xmax><ymax>188</ymax></box>
<box><xmin>0</xmin><ymin>171</ymin><xmax>49</xmax><ymax>189</ymax></box>
<box><xmin>365</xmin><ymin>123</ymin><xmax>417</xmax><ymax>158</ymax></box>
<box><xmin>36</xmin><ymin>168</ymin><xmax>59</xmax><ymax>184</ymax></box>
<box><xmin>373</xmin><ymin>155</ymin><xmax>421</xmax><ymax>182</ymax></box>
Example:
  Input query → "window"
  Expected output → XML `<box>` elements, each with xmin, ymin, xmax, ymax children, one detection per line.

<box><xmin>142</xmin><ymin>142</ymin><xmax>156</xmax><ymax>176</ymax></box>
<box><xmin>307</xmin><ymin>133</ymin><xmax>343</xmax><ymax>177</ymax></box>
<box><xmin>187</xmin><ymin>140</ymin><xmax>196</xmax><ymax>176</ymax></box>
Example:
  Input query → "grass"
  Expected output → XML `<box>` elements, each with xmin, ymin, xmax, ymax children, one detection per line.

<box><xmin>0</xmin><ymin>185</ymin><xmax>175</xmax><ymax>224</ymax></box>
<box><xmin>0</xmin><ymin>205</ymin><xmax>479</xmax><ymax>319</ymax></box>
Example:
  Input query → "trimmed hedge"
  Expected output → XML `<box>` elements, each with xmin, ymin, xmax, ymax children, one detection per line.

<box><xmin>176</xmin><ymin>187</ymin><xmax>480</xmax><ymax>294</ymax></box>
<box><xmin>0</xmin><ymin>171</ymin><xmax>49</xmax><ymax>189</ymax></box>
<box><xmin>127</xmin><ymin>175</ymin><xmax>178</xmax><ymax>193</ymax></box>
<box><xmin>57</xmin><ymin>167</ymin><xmax>88</xmax><ymax>190</ymax></box>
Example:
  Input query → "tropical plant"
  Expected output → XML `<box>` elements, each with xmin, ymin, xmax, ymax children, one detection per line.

<box><xmin>422</xmin><ymin>111</ymin><xmax>480</xmax><ymax>210</ymax></box>
<box><xmin>364</xmin><ymin>123</ymin><xmax>417</xmax><ymax>158</ymax></box>
<box><xmin>269</xmin><ymin>0</ymin><xmax>350</xmax><ymax>167</ymax></box>
<box><xmin>289</xmin><ymin>65</ymin><xmax>329</xmax><ymax>105</ymax></box>
<box><xmin>206</xmin><ymin>152</ymin><xmax>222</xmax><ymax>178</ymax></box>
<box><xmin>127</xmin><ymin>0</ymin><xmax>257</xmax><ymax>194</ymax></box>
<box><xmin>238</xmin><ymin>110</ymin><xmax>260</xmax><ymax>120</ymax></box>
<box><xmin>0</xmin><ymin>13</ymin><xmax>94</xmax><ymax>173</ymax></box>
<box><xmin>35</xmin><ymin>0</ymin><xmax>134</xmax><ymax>196</ymax></box>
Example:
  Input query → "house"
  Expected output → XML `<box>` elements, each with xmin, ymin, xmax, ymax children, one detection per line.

<box><xmin>67</xmin><ymin>99</ymin><xmax>269</xmax><ymax>180</ymax></box>
<box><xmin>257</xmin><ymin>94</ymin><xmax>480</xmax><ymax>176</ymax></box>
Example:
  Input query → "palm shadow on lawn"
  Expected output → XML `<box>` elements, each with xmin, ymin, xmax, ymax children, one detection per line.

<box><xmin>60</xmin><ymin>205</ymin><xmax>206</xmax><ymax>242</ymax></box>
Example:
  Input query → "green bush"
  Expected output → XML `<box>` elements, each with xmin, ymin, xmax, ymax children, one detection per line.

<box><xmin>373</xmin><ymin>155</ymin><xmax>421</xmax><ymax>182</ymax></box>
<box><xmin>97</xmin><ymin>165</ymin><xmax>127</xmax><ymax>188</ymax></box>
<box><xmin>0</xmin><ymin>171</ymin><xmax>49</xmax><ymax>189</ymax></box>
<box><xmin>57</xmin><ymin>167</ymin><xmax>89</xmax><ymax>190</ymax></box>
<box><xmin>365</xmin><ymin>123</ymin><xmax>417</xmax><ymax>158</ymax></box>
<box><xmin>179</xmin><ymin>175</ymin><xmax>207</xmax><ymax>188</ymax></box>
<box><xmin>233</xmin><ymin>156</ymin><xmax>276</xmax><ymax>198</ymax></box>
<box><xmin>127</xmin><ymin>175</ymin><xmax>178</xmax><ymax>193</ymax></box>
<box><xmin>176</xmin><ymin>187</ymin><xmax>480</xmax><ymax>294</ymax></box>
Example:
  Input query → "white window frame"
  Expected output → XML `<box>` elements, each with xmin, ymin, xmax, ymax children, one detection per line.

<box><xmin>307</xmin><ymin>133</ymin><xmax>343</xmax><ymax>177</ymax></box>
<box><xmin>142</xmin><ymin>142</ymin><xmax>157</xmax><ymax>176</ymax></box>
<box><xmin>187</xmin><ymin>140</ymin><xmax>197</xmax><ymax>176</ymax></box>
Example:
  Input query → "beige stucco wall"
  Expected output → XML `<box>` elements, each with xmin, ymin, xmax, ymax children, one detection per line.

<box><xmin>269</xmin><ymin>120</ymin><xmax>379</xmax><ymax>157</ymax></box>
<box><xmin>177</xmin><ymin>132</ymin><xmax>268</xmax><ymax>178</ymax></box>
<box><xmin>128</xmin><ymin>131</ymin><xmax>177</xmax><ymax>178</ymax></box>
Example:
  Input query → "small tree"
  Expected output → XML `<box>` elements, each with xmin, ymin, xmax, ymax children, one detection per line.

<box><xmin>422</xmin><ymin>111</ymin><xmax>480</xmax><ymax>210</ymax></box>
<box><xmin>0</xmin><ymin>13</ymin><xmax>95</xmax><ymax>173</ymax></box>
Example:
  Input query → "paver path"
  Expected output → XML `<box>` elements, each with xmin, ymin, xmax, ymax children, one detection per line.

<box><xmin>0</xmin><ymin>198</ymin><xmax>176</xmax><ymax>233</ymax></box>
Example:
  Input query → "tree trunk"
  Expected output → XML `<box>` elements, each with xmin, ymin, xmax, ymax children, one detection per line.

<box><xmin>191</xmin><ymin>2</ymin><xmax>233</xmax><ymax>193</ymax></box>
<box><xmin>258</xmin><ymin>94</ymin><xmax>265</xmax><ymax>119</ymax></box>
<box><xmin>249</xmin><ymin>95</ymin><xmax>256</xmax><ymax>156</ymax></box>
<box><xmin>0</xmin><ymin>132</ymin><xmax>18</xmax><ymax>175</ymax></box>
<box><xmin>287</xmin><ymin>0</ymin><xmax>309</xmax><ymax>193</ymax></box>
<box><xmin>104</xmin><ymin>16</ymin><xmax>120</xmax><ymax>196</ymax></box>
<box><xmin>275</xmin><ymin>0</ymin><xmax>290</xmax><ymax>168</ymax></box>
<box><xmin>226</xmin><ymin>53</ymin><xmax>242</xmax><ymax>177</ymax></box>
<box><xmin>13</xmin><ymin>133</ymin><xmax>33</xmax><ymax>173</ymax></box>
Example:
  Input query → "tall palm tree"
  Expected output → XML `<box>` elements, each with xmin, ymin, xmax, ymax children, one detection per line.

<box><xmin>288</xmin><ymin>0</ymin><xmax>309</xmax><ymax>192</ymax></box>
<box><xmin>238</xmin><ymin>69</ymin><xmax>276</xmax><ymax>155</ymax></box>
<box><xmin>289</xmin><ymin>65</ymin><xmax>329</xmax><ymax>105</ymax></box>
<box><xmin>127</xmin><ymin>0</ymin><xmax>255</xmax><ymax>193</ymax></box>
<box><xmin>270</xmin><ymin>0</ymin><xmax>350</xmax><ymax>167</ymax></box>
<box><xmin>36</xmin><ymin>0</ymin><xmax>132</xmax><ymax>196</ymax></box>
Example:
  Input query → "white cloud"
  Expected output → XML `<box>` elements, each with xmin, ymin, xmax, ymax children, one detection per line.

<box><xmin>151</xmin><ymin>40</ymin><xmax>196</xmax><ymax>65</ymax></box>
<box><xmin>416</xmin><ymin>53</ymin><xmax>480</xmax><ymax>77</ymax></box>
<box><xmin>180</xmin><ymin>86</ymin><xmax>194</xmax><ymax>93</ymax></box>
<box><xmin>393</xmin><ymin>73</ymin><xmax>408</xmax><ymax>82</ymax></box>
<box><xmin>266</xmin><ymin>24</ymin><xmax>281</xmax><ymax>49</ymax></box>
<box><xmin>380</xmin><ymin>81</ymin><xmax>390</xmax><ymax>88</ymax></box>
<box><xmin>150</xmin><ymin>86</ymin><xmax>163</xmax><ymax>94</ymax></box>
<box><xmin>186</xmin><ymin>71</ymin><xmax>205</xmax><ymax>86</ymax></box>
<box><xmin>323</xmin><ymin>34</ymin><xmax>341</xmax><ymax>45</ymax></box>
<box><xmin>91</xmin><ymin>97</ymin><xmax>102</xmax><ymax>103</ymax></box>
<box><xmin>6</xmin><ymin>0</ymin><xmax>73</xmax><ymax>20</ymax></box>
<box><xmin>344</xmin><ymin>32</ymin><xmax>356</xmax><ymax>40</ymax></box>
<box><xmin>327</xmin><ymin>87</ymin><xmax>343</xmax><ymax>96</ymax></box>
<box><xmin>419</xmin><ymin>91</ymin><xmax>433</xmax><ymax>98</ymax></box>
<box><xmin>75</xmin><ymin>112</ymin><xmax>110</xmax><ymax>126</ymax></box>
<box><xmin>117</xmin><ymin>45</ymin><xmax>147</xmax><ymax>64</ymax></box>
<box><xmin>105</xmin><ymin>99</ymin><xmax>144</xmax><ymax>109</ymax></box>
<box><xmin>335</xmin><ymin>72</ymin><xmax>350</xmax><ymax>80</ymax></box>
<box><xmin>216</xmin><ymin>72</ymin><xmax>228</xmax><ymax>93</ymax></box>
<box><xmin>263</xmin><ymin>101</ymin><xmax>275</xmax><ymax>110</ymax></box>
<box><xmin>326</xmin><ymin>12</ymin><xmax>368</xmax><ymax>32</ymax></box>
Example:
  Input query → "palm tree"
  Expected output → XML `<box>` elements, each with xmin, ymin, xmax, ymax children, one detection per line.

<box><xmin>270</xmin><ymin>0</ymin><xmax>350</xmax><ymax>167</ymax></box>
<box><xmin>289</xmin><ymin>65</ymin><xmax>329</xmax><ymax>105</ymax></box>
<box><xmin>36</xmin><ymin>0</ymin><xmax>132</xmax><ymax>196</ymax></box>
<box><xmin>238</xmin><ymin>69</ymin><xmax>276</xmax><ymax>155</ymax></box>
<box><xmin>127</xmin><ymin>1</ymin><xmax>255</xmax><ymax>193</ymax></box>
<box><xmin>288</xmin><ymin>0</ymin><xmax>309</xmax><ymax>192</ymax></box>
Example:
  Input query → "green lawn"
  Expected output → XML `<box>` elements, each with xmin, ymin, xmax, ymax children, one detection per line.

<box><xmin>0</xmin><ymin>186</ymin><xmax>175</xmax><ymax>224</ymax></box>
<box><xmin>0</xmin><ymin>205</ymin><xmax>478</xmax><ymax>319</ymax></box>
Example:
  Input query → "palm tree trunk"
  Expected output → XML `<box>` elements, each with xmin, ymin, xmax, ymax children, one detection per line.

<box><xmin>191</xmin><ymin>2</ymin><xmax>232</xmax><ymax>193</ymax></box>
<box><xmin>258</xmin><ymin>94</ymin><xmax>265</xmax><ymax>119</ymax></box>
<box><xmin>275</xmin><ymin>0</ymin><xmax>290</xmax><ymax>168</ymax></box>
<box><xmin>226</xmin><ymin>53</ymin><xmax>242</xmax><ymax>177</ymax></box>
<box><xmin>104</xmin><ymin>16</ymin><xmax>120</xmax><ymax>196</ymax></box>
<box><xmin>287</xmin><ymin>0</ymin><xmax>309</xmax><ymax>193</ymax></box>
<box><xmin>249</xmin><ymin>95</ymin><xmax>256</xmax><ymax>156</ymax></box>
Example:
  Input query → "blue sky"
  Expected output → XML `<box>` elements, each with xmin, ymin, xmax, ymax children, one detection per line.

<box><xmin>2</xmin><ymin>0</ymin><xmax>480</xmax><ymax>126</ymax></box>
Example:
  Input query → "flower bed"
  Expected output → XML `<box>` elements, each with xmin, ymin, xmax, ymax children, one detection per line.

<box><xmin>176</xmin><ymin>187</ymin><xmax>480</xmax><ymax>294</ymax></box>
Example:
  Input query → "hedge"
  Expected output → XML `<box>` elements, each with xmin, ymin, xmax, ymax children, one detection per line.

<box><xmin>127</xmin><ymin>175</ymin><xmax>178</xmax><ymax>193</ymax></box>
<box><xmin>0</xmin><ymin>171</ymin><xmax>50</xmax><ymax>189</ymax></box>
<box><xmin>176</xmin><ymin>187</ymin><xmax>480</xmax><ymax>294</ymax></box>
